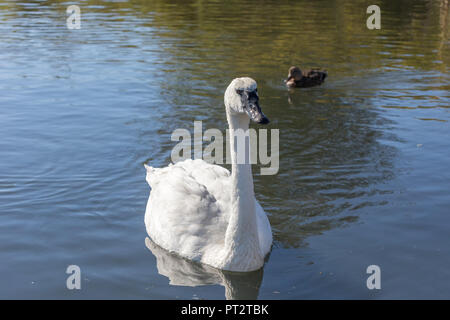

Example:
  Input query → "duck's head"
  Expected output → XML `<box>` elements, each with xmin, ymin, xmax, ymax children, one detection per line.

<box><xmin>224</xmin><ymin>77</ymin><xmax>269</xmax><ymax>124</ymax></box>
<box><xmin>285</xmin><ymin>66</ymin><xmax>302</xmax><ymax>86</ymax></box>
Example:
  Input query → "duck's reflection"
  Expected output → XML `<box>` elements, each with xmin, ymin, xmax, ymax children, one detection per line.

<box><xmin>145</xmin><ymin>237</ymin><xmax>264</xmax><ymax>300</ymax></box>
<box><xmin>287</xmin><ymin>87</ymin><xmax>296</xmax><ymax>105</ymax></box>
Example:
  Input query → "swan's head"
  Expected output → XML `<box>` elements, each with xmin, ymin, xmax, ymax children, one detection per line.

<box><xmin>285</xmin><ymin>66</ymin><xmax>302</xmax><ymax>83</ymax></box>
<box><xmin>224</xmin><ymin>77</ymin><xmax>269</xmax><ymax>124</ymax></box>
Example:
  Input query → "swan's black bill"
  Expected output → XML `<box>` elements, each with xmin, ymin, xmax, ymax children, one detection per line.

<box><xmin>243</xmin><ymin>91</ymin><xmax>270</xmax><ymax>125</ymax></box>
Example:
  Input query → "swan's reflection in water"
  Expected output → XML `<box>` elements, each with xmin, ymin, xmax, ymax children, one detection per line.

<box><xmin>145</xmin><ymin>237</ymin><xmax>264</xmax><ymax>300</ymax></box>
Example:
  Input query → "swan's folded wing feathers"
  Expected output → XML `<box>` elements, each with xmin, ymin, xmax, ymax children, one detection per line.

<box><xmin>145</xmin><ymin>162</ymin><xmax>225</xmax><ymax>262</ymax></box>
<box><xmin>175</xmin><ymin>160</ymin><xmax>232</xmax><ymax>210</ymax></box>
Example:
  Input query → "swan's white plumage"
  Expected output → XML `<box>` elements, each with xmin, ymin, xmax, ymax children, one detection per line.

<box><xmin>145</xmin><ymin>77</ymin><xmax>272</xmax><ymax>272</ymax></box>
<box><xmin>145</xmin><ymin>159</ymin><xmax>272</xmax><ymax>268</ymax></box>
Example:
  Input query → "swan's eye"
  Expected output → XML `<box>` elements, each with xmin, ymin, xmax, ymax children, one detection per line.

<box><xmin>236</xmin><ymin>89</ymin><xmax>244</xmax><ymax>96</ymax></box>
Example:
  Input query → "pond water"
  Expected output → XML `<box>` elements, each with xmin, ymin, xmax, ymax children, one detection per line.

<box><xmin>0</xmin><ymin>0</ymin><xmax>449</xmax><ymax>299</ymax></box>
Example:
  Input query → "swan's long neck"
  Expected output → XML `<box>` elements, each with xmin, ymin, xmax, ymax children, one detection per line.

<box><xmin>223</xmin><ymin>112</ymin><xmax>262</xmax><ymax>270</ymax></box>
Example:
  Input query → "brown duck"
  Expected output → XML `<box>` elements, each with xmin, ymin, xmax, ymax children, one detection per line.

<box><xmin>285</xmin><ymin>66</ymin><xmax>327</xmax><ymax>88</ymax></box>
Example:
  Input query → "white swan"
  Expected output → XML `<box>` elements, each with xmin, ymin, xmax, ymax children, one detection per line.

<box><xmin>144</xmin><ymin>77</ymin><xmax>272</xmax><ymax>272</ymax></box>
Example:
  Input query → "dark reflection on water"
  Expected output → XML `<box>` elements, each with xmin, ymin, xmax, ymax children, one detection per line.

<box><xmin>0</xmin><ymin>0</ymin><xmax>449</xmax><ymax>299</ymax></box>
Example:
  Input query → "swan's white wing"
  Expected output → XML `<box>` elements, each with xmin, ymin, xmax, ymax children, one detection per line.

<box><xmin>145</xmin><ymin>159</ymin><xmax>229</xmax><ymax>263</ymax></box>
<box><xmin>174</xmin><ymin>159</ymin><xmax>232</xmax><ymax>209</ymax></box>
<box><xmin>146</xmin><ymin>159</ymin><xmax>231</xmax><ymax>206</ymax></box>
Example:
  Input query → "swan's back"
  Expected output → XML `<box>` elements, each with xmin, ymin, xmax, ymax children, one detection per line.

<box><xmin>145</xmin><ymin>160</ymin><xmax>230</xmax><ymax>264</ymax></box>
